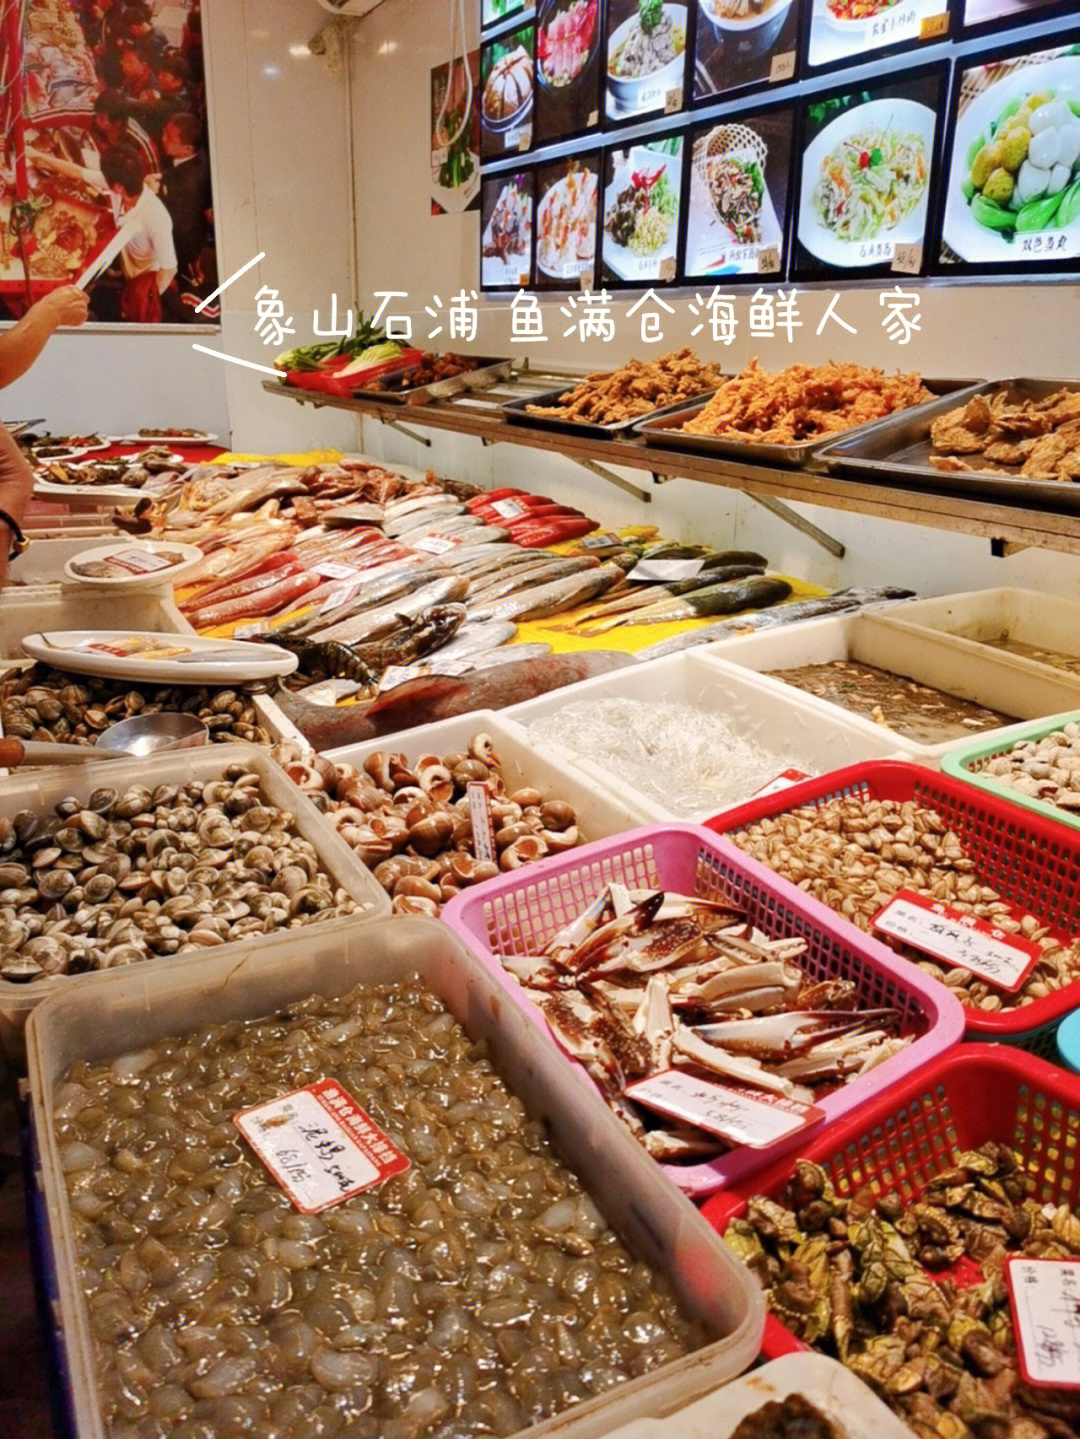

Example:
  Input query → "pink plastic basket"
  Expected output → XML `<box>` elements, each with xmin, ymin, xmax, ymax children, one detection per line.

<box><xmin>440</xmin><ymin>823</ymin><xmax>965</xmax><ymax>1199</ymax></box>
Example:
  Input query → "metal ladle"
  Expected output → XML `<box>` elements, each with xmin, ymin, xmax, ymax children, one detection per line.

<box><xmin>0</xmin><ymin>712</ymin><xmax>208</xmax><ymax>769</ymax></box>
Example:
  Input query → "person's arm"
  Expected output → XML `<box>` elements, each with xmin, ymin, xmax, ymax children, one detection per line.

<box><xmin>26</xmin><ymin>147</ymin><xmax>105</xmax><ymax>191</ymax></box>
<box><xmin>0</xmin><ymin>424</ymin><xmax>34</xmax><ymax>590</ymax></box>
<box><xmin>0</xmin><ymin>287</ymin><xmax>90</xmax><ymax>389</ymax></box>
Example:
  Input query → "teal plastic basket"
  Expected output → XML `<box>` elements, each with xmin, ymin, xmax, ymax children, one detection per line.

<box><xmin>942</xmin><ymin>710</ymin><xmax>1080</xmax><ymax>835</ymax></box>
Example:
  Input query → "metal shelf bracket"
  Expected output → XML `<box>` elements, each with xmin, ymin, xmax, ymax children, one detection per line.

<box><xmin>377</xmin><ymin>416</ymin><xmax>432</xmax><ymax>448</ymax></box>
<box><xmin>749</xmin><ymin>494</ymin><xmax>845</xmax><ymax>559</ymax></box>
<box><xmin>571</xmin><ymin>457</ymin><xmax>652</xmax><ymax>504</ymax></box>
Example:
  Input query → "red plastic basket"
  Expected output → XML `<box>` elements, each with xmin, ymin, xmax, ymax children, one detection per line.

<box><xmin>440</xmin><ymin>823</ymin><xmax>964</xmax><ymax>1200</ymax></box>
<box><xmin>701</xmin><ymin>1043</ymin><xmax>1080</xmax><ymax>1359</ymax></box>
<box><xmin>707</xmin><ymin>760</ymin><xmax>1080</xmax><ymax>1052</ymax></box>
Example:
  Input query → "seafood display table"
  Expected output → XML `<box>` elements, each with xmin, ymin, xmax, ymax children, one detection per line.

<box><xmin>264</xmin><ymin>378</ymin><xmax>1080</xmax><ymax>558</ymax></box>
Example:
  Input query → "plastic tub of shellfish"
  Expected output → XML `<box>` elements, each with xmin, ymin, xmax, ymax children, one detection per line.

<box><xmin>322</xmin><ymin>710</ymin><xmax>648</xmax><ymax>862</ymax></box>
<box><xmin>502</xmin><ymin>651</ymin><xmax>914</xmax><ymax>825</ymax></box>
<box><xmin>870</xmin><ymin>587</ymin><xmax>1080</xmax><ymax>693</ymax></box>
<box><xmin>25</xmin><ymin>914</ymin><xmax>765</xmax><ymax>1439</ymax></box>
<box><xmin>700</xmin><ymin>1044</ymin><xmax>1080</xmax><ymax>1364</ymax></box>
<box><xmin>0</xmin><ymin>585</ymin><xmax>191</xmax><ymax>659</ymax></box>
<box><xmin>941</xmin><ymin>710</ymin><xmax>1080</xmax><ymax>836</ymax></box>
<box><xmin>699</xmin><ymin>612</ymin><xmax>1080</xmax><ymax>764</ymax></box>
<box><xmin>441</xmin><ymin>823</ymin><xmax>964</xmax><ymax>1199</ymax></box>
<box><xmin>0</xmin><ymin>743</ymin><xmax>389</xmax><ymax>1063</ymax></box>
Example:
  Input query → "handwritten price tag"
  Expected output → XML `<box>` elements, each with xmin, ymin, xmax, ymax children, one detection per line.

<box><xmin>658</xmin><ymin>256</ymin><xmax>676</xmax><ymax>282</ymax></box>
<box><xmin>102</xmin><ymin>548</ymin><xmax>175</xmax><ymax>575</ymax></box>
<box><xmin>579</xmin><ymin>270</ymin><xmax>592</xmax><ymax>291</ymax></box>
<box><xmin>518</xmin><ymin>270</ymin><xmax>530</xmax><ymax>286</ymax></box>
<box><xmin>919</xmin><ymin>12</ymin><xmax>950</xmax><ymax>39</ymax></box>
<box><xmin>1007</xmin><ymin>1258</ymin><xmax>1080</xmax><ymax>1389</ymax></box>
<box><xmin>892</xmin><ymin>242</ymin><xmax>923</xmax><ymax>275</ymax></box>
<box><xmin>313</xmin><ymin>559</ymin><xmax>359</xmax><ymax>580</ymax></box>
<box><xmin>664</xmin><ymin>88</ymin><xmax>683</xmax><ymax>114</ymax></box>
<box><xmin>413</xmin><ymin>534</ymin><xmax>461</xmax><ymax>555</ymax></box>
<box><xmin>625</xmin><ymin>1070</ymin><xmax>823</xmax><ymax>1148</ymax></box>
<box><xmin>872</xmin><ymin>889</ymin><xmax>1041</xmax><ymax>993</ymax></box>
<box><xmin>234</xmin><ymin>1080</ymin><xmax>409</xmax><ymax>1213</ymax></box>
<box><xmin>757</xmin><ymin>245</ymin><xmax>781</xmax><ymax>275</ymax></box>
<box><xmin>587</xmin><ymin>109</ymin><xmax>599</xmax><ymax>128</ymax></box>
<box><xmin>770</xmin><ymin>51</ymin><xmax>796</xmax><ymax>83</ymax></box>
<box><xmin>468</xmin><ymin>782</ymin><xmax>498</xmax><ymax>866</ymax></box>
<box><xmin>518</xmin><ymin>130</ymin><xmax>531</xmax><ymax>152</ymax></box>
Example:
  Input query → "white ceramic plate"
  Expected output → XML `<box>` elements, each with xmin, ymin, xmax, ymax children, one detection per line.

<box><xmin>106</xmin><ymin>432</ymin><xmax>219</xmax><ymax>444</ymax></box>
<box><xmin>942</xmin><ymin>53</ymin><xmax>1080</xmax><ymax>265</ymax></box>
<box><xmin>21</xmin><ymin>631</ymin><xmax>299</xmax><ymax>683</ymax></box>
<box><xmin>63</xmin><ymin>540</ymin><xmax>205</xmax><ymax>591</ymax></box>
<box><xmin>809</xmin><ymin>0</ymin><xmax>940</xmax><ymax>68</ymax></box>
<box><xmin>798</xmin><ymin>96</ymin><xmax>935</xmax><ymax>267</ymax></box>
<box><xmin>601</xmin><ymin>146</ymin><xmax>681</xmax><ymax>281</ymax></box>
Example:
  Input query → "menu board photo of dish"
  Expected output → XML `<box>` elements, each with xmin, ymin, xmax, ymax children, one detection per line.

<box><xmin>793</xmin><ymin>67</ymin><xmax>944</xmax><ymax>277</ymax></box>
<box><xmin>482</xmin><ymin>0</ymin><xmax>530</xmax><ymax>28</ymax></box>
<box><xmin>603</xmin><ymin>0</ymin><xmax>689</xmax><ymax>122</ymax></box>
<box><xmin>600</xmin><ymin>137</ymin><xmax>683</xmax><ymax>282</ymax></box>
<box><xmin>480</xmin><ymin>26</ymin><xmax>536</xmax><ymax>159</ymax></box>
<box><xmin>962</xmin><ymin>0</ymin><xmax>1071</xmax><ymax>31</ymax></box>
<box><xmin>683</xmin><ymin>107</ymin><xmax>794</xmax><ymax>278</ymax></box>
<box><xmin>939</xmin><ymin>38</ymin><xmax>1080</xmax><ymax>272</ymax></box>
<box><xmin>533</xmin><ymin>0</ymin><xmax>603</xmax><ymax>144</ymax></box>
<box><xmin>806</xmin><ymin>0</ymin><xmax>952</xmax><ymax>73</ymax></box>
<box><xmin>533</xmin><ymin>153</ymin><xmax>601</xmax><ymax>287</ymax></box>
<box><xmin>480</xmin><ymin>173</ymin><xmax>535</xmax><ymax>290</ymax></box>
<box><xmin>691</xmin><ymin>0</ymin><xmax>802</xmax><ymax>105</ymax></box>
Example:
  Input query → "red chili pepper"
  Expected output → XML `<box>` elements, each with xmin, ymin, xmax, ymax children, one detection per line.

<box><xmin>858</xmin><ymin>151</ymin><xmax>870</xmax><ymax>169</ymax></box>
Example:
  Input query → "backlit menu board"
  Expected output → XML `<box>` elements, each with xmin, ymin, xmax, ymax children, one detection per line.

<box><xmin>805</xmin><ymin>0</ymin><xmax>953</xmax><ymax>74</ymax></box>
<box><xmin>603</xmin><ymin>0</ymin><xmax>690</xmax><ymax>124</ymax></box>
<box><xmin>793</xmin><ymin>65</ymin><xmax>945</xmax><ymax>277</ymax></box>
<box><xmin>533</xmin><ymin>152</ymin><xmax>602</xmax><ymax>287</ymax></box>
<box><xmin>682</xmin><ymin>105</ymin><xmax>795</xmax><ymax>278</ymax></box>
<box><xmin>482</xmin><ymin>0</ymin><xmax>531</xmax><ymax>27</ymax></box>
<box><xmin>938</xmin><ymin>36</ymin><xmax>1080</xmax><ymax>273</ymax></box>
<box><xmin>533</xmin><ymin>0</ymin><xmax>604</xmax><ymax>144</ymax></box>
<box><xmin>962</xmin><ymin>0</ymin><xmax>1072</xmax><ymax>31</ymax></box>
<box><xmin>480</xmin><ymin>26</ymin><xmax>536</xmax><ymax>159</ymax></box>
<box><xmin>600</xmin><ymin>136</ymin><xmax>684</xmax><ymax>282</ymax></box>
<box><xmin>690</xmin><ymin>0</ymin><xmax>802</xmax><ymax>104</ymax></box>
<box><xmin>481</xmin><ymin>172</ymin><xmax>535</xmax><ymax>289</ymax></box>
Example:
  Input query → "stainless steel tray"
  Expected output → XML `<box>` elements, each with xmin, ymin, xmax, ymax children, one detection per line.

<box><xmin>502</xmin><ymin>385</ymin><xmax>719</xmax><ymax>438</ymax></box>
<box><xmin>819</xmin><ymin>378</ymin><xmax>1080</xmax><ymax>510</ymax></box>
<box><xmin>352</xmin><ymin>356</ymin><xmax>514</xmax><ymax>405</ymax></box>
<box><xmin>636</xmin><ymin>380</ymin><xmax>975</xmax><ymax>469</ymax></box>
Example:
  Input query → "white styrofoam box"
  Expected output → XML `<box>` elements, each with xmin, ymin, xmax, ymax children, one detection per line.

<box><xmin>325</xmin><ymin>710</ymin><xmax>646</xmax><ymax>847</ymax></box>
<box><xmin>0</xmin><ymin>743</ymin><xmax>389</xmax><ymax>1061</ymax></box>
<box><xmin>874</xmin><ymin>588</ymin><xmax>1080</xmax><ymax>683</ymax></box>
<box><xmin>0</xmin><ymin>585</ymin><xmax>190</xmax><ymax>659</ymax></box>
<box><xmin>9</xmin><ymin>536</ymin><xmax>131</xmax><ymax>585</ymax></box>
<box><xmin>698</xmin><ymin>611</ymin><xmax>1080</xmax><ymax>762</ymax></box>
<box><xmin>26</xmin><ymin>915</ymin><xmax>764</xmax><ymax>1439</ymax></box>
<box><xmin>503</xmin><ymin>651</ymin><xmax>914</xmax><ymax>825</ymax></box>
<box><xmin>601</xmin><ymin>1354</ymin><xmax>914</xmax><ymax>1439</ymax></box>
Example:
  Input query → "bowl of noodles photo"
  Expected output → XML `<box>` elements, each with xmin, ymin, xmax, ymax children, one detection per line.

<box><xmin>701</xmin><ymin>0</ymin><xmax>794</xmax><ymax>62</ymax></box>
<box><xmin>798</xmin><ymin>96</ymin><xmax>934</xmax><ymax>267</ymax></box>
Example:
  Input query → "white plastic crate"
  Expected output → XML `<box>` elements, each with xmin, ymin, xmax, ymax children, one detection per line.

<box><xmin>324</xmin><ymin>710</ymin><xmax>645</xmax><ymax>847</ymax></box>
<box><xmin>25</xmin><ymin>914</ymin><xmax>764</xmax><ymax>1439</ymax></box>
<box><xmin>9</xmin><ymin>536</ymin><xmax>132</xmax><ymax>586</ymax></box>
<box><xmin>503</xmin><ymin>651</ymin><xmax>914</xmax><ymax>824</ymax></box>
<box><xmin>0</xmin><ymin>742</ymin><xmax>389</xmax><ymax>1061</ymax></box>
<box><xmin>699</xmin><ymin>611</ymin><xmax>1080</xmax><ymax>762</ymax></box>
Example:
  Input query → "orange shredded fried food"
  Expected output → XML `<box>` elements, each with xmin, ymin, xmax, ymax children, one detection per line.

<box><xmin>524</xmin><ymin>348</ymin><xmax>727</xmax><ymax>426</ymax></box>
<box><xmin>681</xmin><ymin>358</ymin><xmax>933</xmax><ymax>444</ymax></box>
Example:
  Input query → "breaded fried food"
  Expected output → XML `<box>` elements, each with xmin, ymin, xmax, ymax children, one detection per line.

<box><xmin>681</xmin><ymin>358</ymin><xmax>932</xmax><ymax>444</ymax></box>
<box><xmin>524</xmin><ymin>349</ymin><xmax>726</xmax><ymax>426</ymax></box>
<box><xmin>930</xmin><ymin>384</ymin><xmax>1080</xmax><ymax>483</ymax></box>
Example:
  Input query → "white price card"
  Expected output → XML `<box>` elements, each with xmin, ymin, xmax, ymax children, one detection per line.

<box><xmin>467</xmin><ymin>781</ymin><xmax>498</xmax><ymax>865</ymax></box>
<box><xmin>630</xmin><ymin>558</ymin><xmax>705</xmax><ymax>583</ymax></box>
<box><xmin>103</xmin><ymin>548</ymin><xmax>175</xmax><ymax>575</ymax></box>
<box><xmin>1007</xmin><ymin>1258</ymin><xmax>1080</xmax><ymax>1389</ymax></box>
<box><xmin>377</xmin><ymin>666</ymin><xmax>416</xmax><ymax>692</ymax></box>
<box><xmin>751</xmin><ymin>769</ymin><xmax>811</xmax><ymax>799</ymax></box>
<box><xmin>872</xmin><ymin>888</ymin><xmax>1041</xmax><ymax>993</ymax></box>
<box><xmin>757</xmin><ymin>246</ymin><xmax>781</xmax><ymax>275</ymax></box>
<box><xmin>491</xmin><ymin>497</ymin><xmax>528</xmax><ymax>519</ymax></box>
<box><xmin>891</xmin><ymin>243</ymin><xmax>923</xmax><ymax>275</ymax></box>
<box><xmin>413</xmin><ymin>534</ymin><xmax>461</xmax><ymax>555</ymax></box>
<box><xmin>581</xmin><ymin>531</ymin><xmax>622</xmax><ymax>550</ymax></box>
<box><xmin>770</xmin><ymin>51</ymin><xmax>796</xmax><ymax>83</ymax></box>
<box><xmin>313</xmin><ymin>559</ymin><xmax>359</xmax><ymax>580</ymax></box>
<box><xmin>234</xmin><ymin>1079</ymin><xmax>409</xmax><ymax>1213</ymax></box>
<box><xmin>625</xmin><ymin>1069</ymin><xmax>824</xmax><ymax>1148</ymax></box>
<box><xmin>321</xmin><ymin>578</ymin><xmax>362</xmax><ymax>612</ymax></box>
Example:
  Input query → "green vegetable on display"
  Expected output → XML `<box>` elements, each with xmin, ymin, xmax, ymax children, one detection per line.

<box><xmin>639</xmin><ymin>0</ymin><xmax>663</xmax><ymax>31</ymax></box>
<box><xmin>274</xmin><ymin>310</ymin><xmax>391</xmax><ymax>372</ymax></box>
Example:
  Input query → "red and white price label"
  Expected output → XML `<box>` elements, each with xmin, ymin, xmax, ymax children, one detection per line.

<box><xmin>751</xmin><ymin>769</ymin><xmax>810</xmax><ymax>799</ymax></box>
<box><xmin>872</xmin><ymin>889</ymin><xmax>1041</xmax><ymax>993</ymax></box>
<box><xmin>413</xmin><ymin>534</ymin><xmax>461</xmax><ymax>555</ymax></box>
<box><xmin>625</xmin><ymin>1069</ymin><xmax>823</xmax><ymax>1149</ymax></box>
<box><xmin>467</xmin><ymin>781</ymin><xmax>498</xmax><ymax>866</ymax></box>
<box><xmin>491</xmin><ymin>498</ymin><xmax>527</xmax><ymax>520</ymax></box>
<box><xmin>1007</xmin><ymin>1258</ymin><xmax>1080</xmax><ymax>1389</ymax></box>
<box><xmin>581</xmin><ymin>531</ymin><xmax>622</xmax><ymax>550</ymax></box>
<box><xmin>234</xmin><ymin>1079</ymin><xmax>409</xmax><ymax>1214</ymax></box>
<box><xmin>103</xmin><ymin>548</ymin><xmax>175</xmax><ymax>575</ymax></box>
<box><xmin>313</xmin><ymin>559</ymin><xmax>359</xmax><ymax>580</ymax></box>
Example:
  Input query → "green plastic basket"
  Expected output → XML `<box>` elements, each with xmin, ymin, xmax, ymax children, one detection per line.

<box><xmin>942</xmin><ymin>710</ymin><xmax>1080</xmax><ymax>835</ymax></box>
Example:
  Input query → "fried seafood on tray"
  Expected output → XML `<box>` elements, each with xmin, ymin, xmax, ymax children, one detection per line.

<box><xmin>524</xmin><ymin>348</ymin><xmax>726</xmax><ymax>426</ymax></box>
<box><xmin>929</xmin><ymin>385</ymin><xmax>1080</xmax><ymax>482</ymax></box>
<box><xmin>681</xmin><ymin>358</ymin><xmax>933</xmax><ymax>445</ymax></box>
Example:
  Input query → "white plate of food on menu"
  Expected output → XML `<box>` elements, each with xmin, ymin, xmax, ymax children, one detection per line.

<box><xmin>63</xmin><ymin>540</ymin><xmax>205</xmax><ymax>590</ymax></box>
<box><xmin>798</xmin><ymin>97</ymin><xmax>934</xmax><ymax>267</ymax></box>
<box><xmin>602</xmin><ymin>145</ymin><xmax>682</xmax><ymax>280</ymax></box>
<box><xmin>536</xmin><ymin>165</ymin><xmax>599</xmax><ymax>278</ymax></box>
<box><xmin>482</xmin><ymin>178</ymin><xmax>534</xmax><ymax>287</ymax></box>
<box><xmin>20</xmin><ymin>632</ymin><xmax>299</xmax><ymax>684</ymax></box>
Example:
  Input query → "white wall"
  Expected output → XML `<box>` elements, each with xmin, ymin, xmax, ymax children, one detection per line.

<box><xmin>345</xmin><ymin>0</ymin><xmax>1080</xmax><ymax>602</ymax></box>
